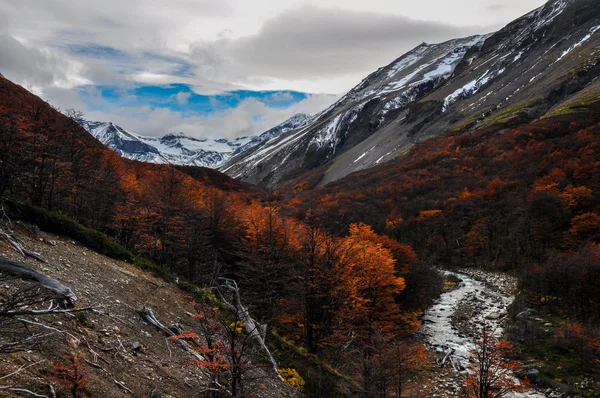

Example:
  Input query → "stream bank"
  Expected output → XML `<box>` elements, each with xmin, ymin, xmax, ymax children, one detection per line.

<box><xmin>417</xmin><ymin>269</ymin><xmax>560</xmax><ymax>398</ymax></box>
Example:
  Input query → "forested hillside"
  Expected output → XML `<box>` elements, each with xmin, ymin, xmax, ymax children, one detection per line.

<box><xmin>284</xmin><ymin>96</ymin><xmax>600</xmax><ymax>391</ymax></box>
<box><xmin>0</xmin><ymin>75</ymin><xmax>440</xmax><ymax>397</ymax></box>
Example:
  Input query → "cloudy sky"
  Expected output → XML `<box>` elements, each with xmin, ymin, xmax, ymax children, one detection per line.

<box><xmin>0</xmin><ymin>0</ymin><xmax>546</xmax><ymax>138</ymax></box>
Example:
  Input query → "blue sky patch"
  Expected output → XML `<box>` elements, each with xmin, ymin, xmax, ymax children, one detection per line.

<box><xmin>79</xmin><ymin>83</ymin><xmax>310</xmax><ymax>115</ymax></box>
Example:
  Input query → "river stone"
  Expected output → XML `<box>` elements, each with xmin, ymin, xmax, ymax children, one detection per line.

<box><xmin>527</xmin><ymin>368</ymin><xmax>540</xmax><ymax>383</ymax></box>
<box><xmin>516</xmin><ymin>308</ymin><xmax>538</xmax><ymax>319</ymax></box>
<box><xmin>486</xmin><ymin>311</ymin><xmax>502</xmax><ymax>320</ymax></box>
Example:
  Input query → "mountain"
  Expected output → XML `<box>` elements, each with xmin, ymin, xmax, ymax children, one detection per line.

<box><xmin>81</xmin><ymin>113</ymin><xmax>311</xmax><ymax>168</ymax></box>
<box><xmin>221</xmin><ymin>0</ymin><xmax>600</xmax><ymax>187</ymax></box>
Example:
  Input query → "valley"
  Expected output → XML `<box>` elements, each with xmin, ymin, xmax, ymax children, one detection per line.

<box><xmin>1</xmin><ymin>0</ymin><xmax>600</xmax><ymax>396</ymax></box>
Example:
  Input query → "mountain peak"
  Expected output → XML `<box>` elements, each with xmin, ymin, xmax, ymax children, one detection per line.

<box><xmin>81</xmin><ymin>114</ymin><xmax>312</xmax><ymax>169</ymax></box>
<box><xmin>219</xmin><ymin>0</ymin><xmax>600</xmax><ymax>187</ymax></box>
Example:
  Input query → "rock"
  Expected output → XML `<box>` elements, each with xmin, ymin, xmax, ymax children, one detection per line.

<box><xmin>168</xmin><ymin>323</ymin><xmax>184</xmax><ymax>334</ymax></box>
<box><xmin>527</xmin><ymin>367</ymin><xmax>540</xmax><ymax>383</ymax></box>
<box><xmin>131</xmin><ymin>341</ymin><xmax>144</xmax><ymax>352</ymax></box>
<box><xmin>141</xmin><ymin>330</ymin><xmax>152</xmax><ymax>339</ymax></box>
<box><xmin>516</xmin><ymin>308</ymin><xmax>538</xmax><ymax>320</ymax></box>
<box><xmin>486</xmin><ymin>312</ymin><xmax>502</xmax><ymax>320</ymax></box>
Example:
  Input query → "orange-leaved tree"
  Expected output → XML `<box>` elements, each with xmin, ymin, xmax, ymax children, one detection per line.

<box><xmin>338</xmin><ymin>223</ymin><xmax>406</xmax><ymax>396</ymax></box>
<box><xmin>465</xmin><ymin>327</ymin><xmax>528</xmax><ymax>398</ymax></box>
<box><xmin>52</xmin><ymin>351</ymin><xmax>90</xmax><ymax>398</ymax></box>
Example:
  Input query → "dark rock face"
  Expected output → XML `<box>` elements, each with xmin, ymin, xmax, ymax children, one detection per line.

<box><xmin>222</xmin><ymin>0</ymin><xmax>600</xmax><ymax>188</ymax></box>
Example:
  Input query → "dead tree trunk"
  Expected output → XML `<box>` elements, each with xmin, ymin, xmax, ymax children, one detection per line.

<box><xmin>0</xmin><ymin>257</ymin><xmax>77</xmax><ymax>306</ymax></box>
<box><xmin>216</xmin><ymin>278</ymin><xmax>280</xmax><ymax>378</ymax></box>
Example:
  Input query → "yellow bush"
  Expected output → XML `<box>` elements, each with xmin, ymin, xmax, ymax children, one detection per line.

<box><xmin>229</xmin><ymin>321</ymin><xmax>246</xmax><ymax>334</ymax></box>
<box><xmin>278</xmin><ymin>368</ymin><xmax>305</xmax><ymax>391</ymax></box>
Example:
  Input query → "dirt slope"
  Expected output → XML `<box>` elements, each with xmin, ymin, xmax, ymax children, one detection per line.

<box><xmin>0</xmin><ymin>221</ymin><xmax>291</xmax><ymax>397</ymax></box>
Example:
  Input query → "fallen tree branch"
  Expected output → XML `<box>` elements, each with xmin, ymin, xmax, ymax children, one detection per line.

<box><xmin>0</xmin><ymin>385</ymin><xmax>48</xmax><ymax>397</ymax></box>
<box><xmin>17</xmin><ymin>318</ymin><xmax>80</xmax><ymax>344</ymax></box>
<box><xmin>113</xmin><ymin>379</ymin><xmax>134</xmax><ymax>395</ymax></box>
<box><xmin>0</xmin><ymin>229</ymin><xmax>25</xmax><ymax>257</ymax></box>
<box><xmin>85</xmin><ymin>359</ymin><xmax>104</xmax><ymax>371</ymax></box>
<box><xmin>0</xmin><ymin>333</ymin><xmax>57</xmax><ymax>354</ymax></box>
<box><xmin>3</xmin><ymin>306</ymin><xmax>100</xmax><ymax>317</ymax></box>
<box><xmin>0</xmin><ymin>361</ymin><xmax>45</xmax><ymax>381</ymax></box>
<box><xmin>0</xmin><ymin>257</ymin><xmax>77</xmax><ymax>306</ymax></box>
<box><xmin>0</xmin><ymin>228</ymin><xmax>48</xmax><ymax>264</ymax></box>
<box><xmin>22</xmin><ymin>250</ymin><xmax>48</xmax><ymax>264</ymax></box>
<box><xmin>140</xmin><ymin>305</ymin><xmax>205</xmax><ymax>362</ymax></box>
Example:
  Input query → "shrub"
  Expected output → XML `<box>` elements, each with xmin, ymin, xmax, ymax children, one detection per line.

<box><xmin>278</xmin><ymin>368</ymin><xmax>305</xmax><ymax>391</ymax></box>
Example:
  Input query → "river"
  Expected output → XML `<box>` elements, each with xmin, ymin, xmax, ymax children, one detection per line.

<box><xmin>418</xmin><ymin>270</ymin><xmax>548</xmax><ymax>398</ymax></box>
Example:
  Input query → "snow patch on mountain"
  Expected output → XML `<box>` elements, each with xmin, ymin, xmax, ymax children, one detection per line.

<box><xmin>556</xmin><ymin>24</ymin><xmax>600</xmax><ymax>62</ymax></box>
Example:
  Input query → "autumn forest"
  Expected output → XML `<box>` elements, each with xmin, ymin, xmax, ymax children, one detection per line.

<box><xmin>1</xmin><ymin>60</ymin><xmax>600</xmax><ymax>397</ymax></box>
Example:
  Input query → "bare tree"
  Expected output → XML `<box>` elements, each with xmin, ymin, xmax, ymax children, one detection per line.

<box><xmin>63</xmin><ymin>109</ymin><xmax>86</xmax><ymax>126</ymax></box>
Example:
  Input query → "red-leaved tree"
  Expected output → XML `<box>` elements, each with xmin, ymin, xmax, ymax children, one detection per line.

<box><xmin>465</xmin><ymin>327</ymin><xmax>528</xmax><ymax>398</ymax></box>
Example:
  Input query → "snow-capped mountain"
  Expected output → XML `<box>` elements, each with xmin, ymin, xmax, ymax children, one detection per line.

<box><xmin>221</xmin><ymin>0</ymin><xmax>600</xmax><ymax>187</ymax></box>
<box><xmin>81</xmin><ymin>114</ymin><xmax>311</xmax><ymax>168</ymax></box>
<box><xmin>219</xmin><ymin>35</ymin><xmax>488</xmax><ymax>185</ymax></box>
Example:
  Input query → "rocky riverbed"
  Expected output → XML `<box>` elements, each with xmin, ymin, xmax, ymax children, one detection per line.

<box><xmin>418</xmin><ymin>269</ymin><xmax>555</xmax><ymax>398</ymax></box>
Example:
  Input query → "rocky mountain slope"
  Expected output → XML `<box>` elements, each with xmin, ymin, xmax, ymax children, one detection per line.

<box><xmin>221</xmin><ymin>0</ymin><xmax>600</xmax><ymax>188</ymax></box>
<box><xmin>82</xmin><ymin>113</ymin><xmax>311</xmax><ymax>168</ymax></box>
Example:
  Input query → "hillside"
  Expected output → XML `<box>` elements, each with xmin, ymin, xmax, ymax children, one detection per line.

<box><xmin>3</xmin><ymin>0</ymin><xmax>600</xmax><ymax>396</ymax></box>
<box><xmin>0</xmin><ymin>71</ymin><xmax>442</xmax><ymax>397</ymax></box>
<box><xmin>0</xmin><ymin>221</ymin><xmax>292</xmax><ymax>397</ymax></box>
<box><xmin>221</xmin><ymin>0</ymin><xmax>600</xmax><ymax>188</ymax></box>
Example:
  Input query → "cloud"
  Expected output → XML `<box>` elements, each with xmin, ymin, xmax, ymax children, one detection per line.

<box><xmin>54</xmin><ymin>91</ymin><xmax>340</xmax><ymax>139</ymax></box>
<box><xmin>0</xmin><ymin>34</ymin><xmax>88</xmax><ymax>89</ymax></box>
<box><xmin>188</xmin><ymin>6</ymin><xmax>483</xmax><ymax>91</ymax></box>
<box><xmin>0</xmin><ymin>0</ymin><xmax>546</xmax><ymax>139</ymax></box>
<box><xmin>171</xmin><ymin>91</ymin><xmax>192</xmax><ymax>105</ymax></box>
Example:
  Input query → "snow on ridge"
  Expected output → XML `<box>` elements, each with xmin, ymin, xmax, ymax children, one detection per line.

<box><xmin>385</xmin><ymin>46</ymin><xmax>429</xmax><ymax>78</ymax></box>
<box><xmin>309</xmin><ymin>114</ymin><xmax>343</xmax><ymax>149</ymax></box>
<box><xmin>556</xmin><ymin>24</ymin><xmax>600</xmax><ymax>62</ymax></box>
<box><xmin>534</xmin><ymin>0</ymin><xmax>567</xmax><ymax>30</ymax></box>
<box><xmin>82</xmin><ymin>114</ymin><xmax>310</xmax><ymax>169</ymax></box>
<box><xmin>443</xmin><ymin>66</ymin><xmax>507</xmax><ymax>112</ymax></box>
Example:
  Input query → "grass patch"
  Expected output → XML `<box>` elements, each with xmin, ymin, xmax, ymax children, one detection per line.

<box><xmin>5</xmin><ymin>199</ymin><xmax>135</xmax><ymax>261</ymax></box>
<box><xmin>479</xmin><ymin>98</ymin><xmax>545</xmax><ymax>128</ymax></box>
<box><xmin>544</xmin><ymin>88</ymin><xmax>600</xmax><ymax>117</ymax></box>
<box><xmin>450</xmin><ymin>107</ymin><xmax>495</xmax><ymax>132</ymax></box>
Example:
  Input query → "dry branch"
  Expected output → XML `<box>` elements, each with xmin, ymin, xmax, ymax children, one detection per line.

<box><xmin>0</xmin><ymin>360</ymin><xmax>45</xmax><ymax>381</ymax></box>
<box><xmin>0</xmin><ymin>385</ymin><xmax>49</xmax><ymax>397</ymax></box>
<box><xmin>216</xmin><ymin>278</ymin><xmax>280</xmax><ymax>377</ymax></box>
<box><xmin>113</xmin><ymin>379</ymin><xmax>134</xmax><ymax>395</ymax></box>
<box><xmin>140</xmin><ymin>304</ymin><xmax>205</xmax><ymax>362</ymax></box>
<box><xmin>2</xmin><ymin>306</ymin><xmax>99</xmax><ymax>317</ymax></box>
<box><xmin>0</xmin><ymin>257</ymin><xmax>77</xmax><ymax>306</ymax></box>
<box><xmin>0</xmin><ymin>229</ymin><xmax>48</xmax><ymax>263</ymax></box>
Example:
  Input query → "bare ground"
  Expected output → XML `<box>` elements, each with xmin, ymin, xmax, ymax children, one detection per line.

<box><xmin>0</xmin><ymin>221</ymin><xmax>293</xmax><ymax>398</ymax></box>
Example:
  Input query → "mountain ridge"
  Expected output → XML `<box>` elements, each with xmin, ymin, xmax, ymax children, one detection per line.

<box><xmin>220</xmin><ymin>0</ymin><xmax>600</xmax><ymax>188</ymax></box>
<box><xmin>81</xmin><ymin>113</ymin><xmax>312</xmax><ymax>168</ymax></box>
